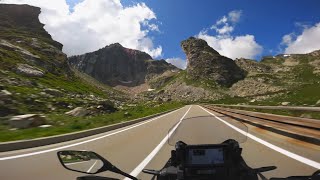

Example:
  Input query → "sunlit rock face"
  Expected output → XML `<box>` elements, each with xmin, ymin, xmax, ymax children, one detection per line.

<box><xmin>181</xmin><ymin>37</ymin><xmax>245</xmax><ymax>87</ymax></box>
<box><xmin>69</xmin><ymin>43</ymin><xmax>177</xmax><ymax>87</ymax></box>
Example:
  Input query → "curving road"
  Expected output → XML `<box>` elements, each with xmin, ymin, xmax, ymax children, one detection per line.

<box><xmin>0</xmin><ymin>105</ymin><xmax>319</xmax><ymax>180</ymax></box>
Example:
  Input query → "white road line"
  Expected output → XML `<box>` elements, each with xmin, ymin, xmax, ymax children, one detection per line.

<box><xmin>87</xmin><ymin>160</ymin><xmax>98</xmax><ymax>173</ymax></box>
<box><xmin>199</xmin><ymin>105</ymin><xmax>320</xmax><ymax>169</ymax></box>
<box><xmin>123</xmin><ymin>106</ymin><xmax>192</xmax><ymax>180</ymax></box>
<box><xmin>0</xmin><ymin>107</ymin><xmax>186</xmax><ymax>161</ymax></box>
<box><xmin>65</xmin><ymin>160</ymin><xmax>88</xmax><ymax>166</ymax></box>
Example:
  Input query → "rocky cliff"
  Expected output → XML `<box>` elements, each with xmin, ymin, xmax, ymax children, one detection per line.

<box><xmin>0</xmin><ymin>4</ymin><xmax>121</xmax><ymax>118</ymax></box>
<box><xmin>0</xmin><ymin>4</ymin><xmax>69</xmax><ymax>76</ymax></box>
<box><xmin>69</xmin><ymin>43</ymin><xmax>178</xmax><ymax>87</ymax></box>
<box><xmin>181</xmin><ymin>37</ymin><xmax>245</xmax><ymax>86</ymax></box>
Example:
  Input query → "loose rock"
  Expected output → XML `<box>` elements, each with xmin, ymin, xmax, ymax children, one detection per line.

<box><xmin>44</xmin><ymin>88</ymin><xmax>63</xmax><ymax>97</ymax></box>
<box><xmin>9</xmin><ymin>114</ymin><xmax>46</xmax><ymax>129</ymax></box>
<box><xmin>281</xmin><ymin>102</ymin><xmax>290</xmax><ymax>106</ymax></box>
<box><xmin>16</xmin><ymin>63</ymin><xmax>44</xmax><ymax>77</ymax></box>
<box><xmin>0</xmin><ymin>90</ymin><xmax>12</xmax><ymax>99</ymax></box>
<box><xmin>65</xmin><ymin>107</ymin><xmax>89</xmax><ymax>117</ymax></box>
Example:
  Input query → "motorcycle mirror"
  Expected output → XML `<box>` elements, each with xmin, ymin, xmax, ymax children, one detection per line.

<box><xmin>57</xmin><ymin>150</ymin><xmax>108</xmax><ymax>174</ymax></box>
<box><xmin>142</xmin><ymin>169</ymin><xmax>161</xmax><ymax>175</ymax></box>
<box><xmin>254</xmin><ymin>166</ymin><xmax>277</xmax><ymax>173</ymax></box>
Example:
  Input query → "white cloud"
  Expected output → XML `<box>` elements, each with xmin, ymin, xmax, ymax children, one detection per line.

<box><xmin>198</xmin><ymin>32</ymin><xmax>262</xmax><ymax>59</ymax></box>
<box><xmin>211</xmin><ymin>10</ymin><xmax>242</xmax><ymax>35</ymax></box>
<box><xmin>282</xmin><ymin>22</ymin><xmax>320</xmax><ymax>54</ymax></box>
<box><xmin>166</xmin><ymin>57</ymin><xmax>186</xmax><ymax>70</ymax></box>
<box><xmin>216</xmin><ymin>16</ymin><xmax>228</xmax><ymax>25</ymax></box>
<box><xmin>281</xmin><ymin>33</ymin><xmax>294</xmax><ymax>45</ymax></box>
<box><xmin>1</xmin><ymin>0</ymin><xmax>162</xmax><ymax>58</ymax></box>
<box><xmin>228</xmin><ymin>10</ymin><xmax>242</xmax><ymax>23</ymax></box>
<box><xmin>215</xmin><ymin>25</ymin><xmax>234</xmax><ymax>35</ymax></box>
<box><xmin>198</xmin><ymin>10</ymin><xmax>262</xmax><ymax>60</ymax></box>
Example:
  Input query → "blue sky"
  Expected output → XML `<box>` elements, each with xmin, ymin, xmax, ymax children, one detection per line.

<box><xmin>2</xmin><ymin>0</ymin><xmax>320</xmax><ymax>68</ymax></box>
<box><xmin>122</xmin><ymin>0</ymin><xmax>320</xmax><ymax>60</ymax></box>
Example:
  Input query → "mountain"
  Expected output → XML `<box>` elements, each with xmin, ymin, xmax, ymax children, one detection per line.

<box><xmin>143</xmin><ymin>37</ymin><xmax>320</xmax><ymax>105</ymax></box>
<box><xmin>1</xmin><ymin>3</ymin><xmax>319</xmax><ymax>111</ymax></box>
<box><xmin>235</xmin><ymin>50</ymin><xmax>320</xmax><ymax>105</ymax></box>
<box><xmin>181</xmin><ymin>37</ymin><xmax>245</xmax><ymax>86</ymax></box>
<box><xmin>68</xmin><ymin>43</ymin><xmax>178</xmax><ymax>91</ymax></box>
<box><xmin>0</xmin><ymin>4</ymin><xmax>121</xmax><ymax>117</ymax></box>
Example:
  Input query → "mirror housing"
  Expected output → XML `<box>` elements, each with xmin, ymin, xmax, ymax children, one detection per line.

<box><xmin>57</xmin><ymin>150</ymin><xmax>109</xmax><ymax>174</ymax></box>
<box><xmin>142</xmin><ymin>169</ymin><xmax>161</xmax><ymax>175</ymax></box>
<box><xmin>254</xmin><ymin>166</ymin><xmax>277</xmax><ymax>173</ymax></box>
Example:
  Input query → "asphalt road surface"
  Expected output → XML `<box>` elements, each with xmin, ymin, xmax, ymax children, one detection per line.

<box><xmin>64</xmin><ymin>159</ymin><xmax>104</xmax><ymax>174</ymax></box>
<box><xmin>0</xmin><ymin>105</ymin><xmax>319</xmax><ymax>180</ymax></box>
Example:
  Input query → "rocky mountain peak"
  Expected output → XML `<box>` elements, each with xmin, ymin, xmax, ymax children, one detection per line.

<box><xmin>181</xmin><ymin>37</ymin><xmax>245</xmax><ymax>86</ymax></box>
<box><xmin>69</xmin><ymin>43</ymin><xmax>177</xmax><ymax>88</ymax></box>
<box><xmin>181</xmin><ymin>37</ymin><xmax>220</xmax><ymax>56</ymax></box>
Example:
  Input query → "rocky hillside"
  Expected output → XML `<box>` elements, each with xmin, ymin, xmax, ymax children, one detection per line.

<box><xmin>181</xmin><ymin>37</ymin><xmax>245</xmax><ymax>87</ymax></box>
<box><xmin>141</xmin><ymin>37</ymin><xmax>320</xmax><ymax>105</ymax></box>
<box><xmin>229</xmin><ymin>51</ymin><xmax>320</xmax><ymax>104</ymax></box>
<box><xmin>0</xmin><ymin>4</ymin><xmax>123</xmax><ymax>121</ymax></box>
<box><xmin>68</xmin><ymin>43</ymin><xmax>178</xmax><ymax>89</ymax></box>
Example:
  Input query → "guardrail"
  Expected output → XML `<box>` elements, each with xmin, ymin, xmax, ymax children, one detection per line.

<box><xmin>212</xmin><ymin>104</ymin><xmax>320</xmax><ymax>112</ymax></box>
<box><xmin>0</xmin><ymin>108</ymin><xmax>180</xmax><ymax>152</ymax></box>
<box><xmin>202</xmin><ymin>105</ymin><xmax>320</xmax><ymax>145</ymax></box>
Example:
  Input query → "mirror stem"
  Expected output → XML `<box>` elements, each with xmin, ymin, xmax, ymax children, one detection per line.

<box><xmin>110</xmin><ymin>166</ymin><xmax>138</xmax><ymax>180</ymax></box>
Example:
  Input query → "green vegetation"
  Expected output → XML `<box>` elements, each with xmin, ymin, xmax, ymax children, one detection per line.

<box><xmin>181</xmin><ymin>71</ymin><xmax>220</xmax><ymax>90</ymax></box>
<box><xmin>205</xmin><ymin>96</ymin><xmax>249</xmax><ymax>105</ymax></box>
<box><xmin>0</xmin><ymin>102</ymin><xmax>184</xmax><ymax>142</ymax></box>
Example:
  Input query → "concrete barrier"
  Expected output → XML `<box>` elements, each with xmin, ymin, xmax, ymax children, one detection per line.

<box><xmin>0</xmin><ymin>108</ymin><xmax>180</xmax><ymax>152</ymax></box>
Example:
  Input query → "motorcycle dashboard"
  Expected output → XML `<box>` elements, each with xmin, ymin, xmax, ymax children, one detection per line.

<box><xmin>184</xmin><ymin>145</ymin><xmax>226</xmax><ymax>167</ymax></box>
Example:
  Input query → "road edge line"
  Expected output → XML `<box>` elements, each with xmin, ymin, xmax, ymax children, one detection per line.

<box><xmin>199</xmin><ymin>105</ymin><xmax>320</xmax><ymax>169</ymax></box>
<box><xmin>0</xmin><ymin>107</ymin><xmax>182</xmax><ymax>152</ymax></box>
<box><xmin>0</xmin><ymin>106</ymin><xmax>186</xmax><ymax>161</ymax></box>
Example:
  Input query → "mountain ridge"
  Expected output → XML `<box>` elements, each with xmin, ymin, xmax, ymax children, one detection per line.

<box><xmin>68</xmin><ymin>42</ymin><xmax>178</xmax><ymax>89</ymax></box>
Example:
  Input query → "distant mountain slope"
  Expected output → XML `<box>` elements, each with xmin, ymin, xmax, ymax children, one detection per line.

<box><xmin>68</xmin><ymin>43</ymin><xmax>178</xmax><ymax>88</ymax></box>
<box><xmin>241</xmin><ymin>50</ymin><xmax>320</xmax><ymax>105</ymax></box>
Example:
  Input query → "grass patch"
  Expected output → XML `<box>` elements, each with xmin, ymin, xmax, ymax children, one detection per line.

<box><xmin>248</xmin><ymin>83</ymin><xmax>320</xmax><ymax>106</ymax></box>
<box><xmin>203</xmin><ymin>96</ymin><xmax>249</xmax><ymax>105</ymax></box>
<box><xmin>0</xmin><ymin>102</ymin><xmax>185</xmax><ymax>142</ymax></box>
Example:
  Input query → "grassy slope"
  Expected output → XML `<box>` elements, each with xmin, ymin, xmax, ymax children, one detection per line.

<box><xmin>207</xmin><ymin>55</ymin><xmax>320</xmax><ymax>106</ymax></box>
<box><xmin>0</xmin><ymin>102</ymin><xmax>184</xmax><ymax>142</ymax></box>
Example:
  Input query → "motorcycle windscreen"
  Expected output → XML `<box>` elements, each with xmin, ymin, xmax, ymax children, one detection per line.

<box><xmin>168</xmin><ymin>116</ymin><xmax>248</xmax><ymax>146</ymax></box>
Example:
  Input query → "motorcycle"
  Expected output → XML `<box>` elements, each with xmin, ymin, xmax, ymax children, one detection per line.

<box><xmin>57</xmin><ymin>116</ymin><xmax>320</xmax><ymax>180</ymax></box>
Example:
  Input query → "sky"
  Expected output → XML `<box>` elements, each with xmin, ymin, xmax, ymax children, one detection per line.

<box><xmin>1</xmin><ymin>0</ymin><xmax>320</xmax><ymax>69</ymax></box>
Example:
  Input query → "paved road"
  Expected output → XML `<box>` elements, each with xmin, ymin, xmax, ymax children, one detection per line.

<box><xmin>0</xmin><ymin>105</ymin><xmax>319</xmax><ymax>180</ymax></box>
<box><xmin>64</xmin><ymin>159</ymin><xmax>104</xmax><ymax>174</ymax></box>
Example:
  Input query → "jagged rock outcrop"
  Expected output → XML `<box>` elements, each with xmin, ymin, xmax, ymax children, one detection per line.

<box><xmin>0</xmin><ymin>4</ymin><xmax>62</xmax><ymax>49</ymax></box>
<box><xmin>181</xmin><ymin>37</ymin><xmax>245</xmax><ymax>86</ymax></box>
<box><xmin>69</xmin><ymin>43</ymin><xmax>178</xmax><ymax>87</ymax></box>
<box><xmin>0</xmin><ymin>4</ymin><xmax>68</xmax><ymax>75</ymax></box>
<box><xmin>0</xmin><ymin>4</ymin><xmax>121</xmax><ymax>118</ymax></box>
